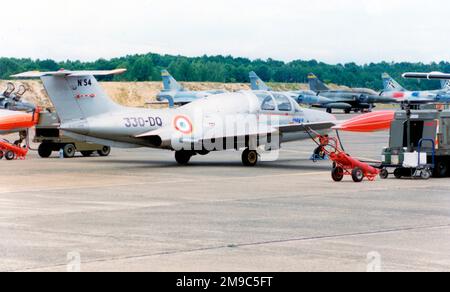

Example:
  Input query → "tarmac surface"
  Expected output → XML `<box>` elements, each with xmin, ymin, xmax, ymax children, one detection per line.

<box><xmin>1</xmin><ymin>114</ymin><xmax>450</xmax><ymax>272</ymax></box>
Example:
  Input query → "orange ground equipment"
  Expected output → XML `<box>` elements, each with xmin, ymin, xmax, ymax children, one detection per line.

<box><xmin>310</xmin><ymin>133</ymin><xmax>380</xmax><ymax>183</ymax></box>
<box><xmin>333</xmin><ymin>110</ymin><xmax>395</xmax><ymax>132</ymax></box>
<box><xmin>0</xmin><ymin>140</ymin><xmax>28</xmax><ymax>160</ymax></box>
<box><xmin>0</xmin><ymin>108</ymin><xmax>40</xmax><ymax>134</ymax></box>
<box><xmin>0</xmin><ymin>108</ymin><xmax>40</xmax><ymax>160</ymax></box>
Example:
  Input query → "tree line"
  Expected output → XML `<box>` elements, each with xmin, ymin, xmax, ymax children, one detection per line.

<box><xmin>1</xmin><ymin>53</ymin><xmax>449</xmax><ymax>90</ymax></box>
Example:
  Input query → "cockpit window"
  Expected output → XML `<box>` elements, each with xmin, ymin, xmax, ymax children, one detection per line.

<box><xmin>273</xmin><ymin>94</ymin><xmax>292</xmax><ymax>112</ymax></box>
<box><xmin>261</xmin><ymin>96</ymin><xmax>276</xmax><ymax>111</ymax></box>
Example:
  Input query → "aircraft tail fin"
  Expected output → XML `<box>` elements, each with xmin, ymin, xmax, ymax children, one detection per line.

<box><xmin>12</xmin><ymin>70</ymin><xmax>125</xmax><ymax>122</ymax></box>
<box><xmin>161</xmin><ymin>70</ymin><xmax>184</xmax><ymax>91</ymax></box>
<box><xmin>382</xmin><ymin>73</ymin><xmax>405</xmax><ymax>91</ymax></box>
<box><xmin>441</xmin><ymin>79</ymin><xmax>450</xmax><ymax>91</ymax></box>
<box><xmin>308</xmin><ymin>73</ymin><xmax>330</xmax><ymax>91</ymax></box>
<box><xmin>249</xmin><ymin>71</ymin><xmax>271</xmax><ymax>91</ymax></box>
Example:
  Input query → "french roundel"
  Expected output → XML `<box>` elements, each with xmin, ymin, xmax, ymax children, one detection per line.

<box><xmin>174</xmin><ymin>115</ymin><xmax>193</xmax><ymax>134</ymax></box>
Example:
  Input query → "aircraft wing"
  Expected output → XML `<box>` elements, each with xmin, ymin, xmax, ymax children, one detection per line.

<box><xmin>276</xmin><ymin>121</ymin><xmax>336</xmax><ymax>133</ymax></box>
<box><xmin>12</xmin><ymin>69</ymin><xmax>127</xmax><ymax>78</ymax></box>
<box><xmin>135</xmin><ymin>121</ymin><xmax>336</xmax><ymax>144</ymax></box>
<box><xmin>402</xmin><ymin>72</ymin><xmax>450</xmax><ymax>80</ymax></box>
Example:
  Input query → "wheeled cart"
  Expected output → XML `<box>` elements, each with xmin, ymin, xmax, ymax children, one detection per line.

<box><xmin>379</xmin><ymin>109</ymin><xmax>450</xmax><ymax>179</ymax></box>
<box><xmin>33</xmin><ymin>111</ymin><xmax>111</xmax><ymax>158</ymax></box>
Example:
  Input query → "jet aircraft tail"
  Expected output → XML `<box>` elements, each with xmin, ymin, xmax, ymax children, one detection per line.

<box><xmin>249</xmin><ymin>71</ymin><xmax>271</xmax><ymax>91</ymax></box>
<box><xmin>12</xmin><ymin>70</ymin><xmax>125</xmax><ymax>122</ymax></box>
<box><xmin>382</xmin><ymin>73</ymin><xmax>405</xmax><ymax>92</ymax></box>
<box><xmin>441</xmin><ymin>80</ymin><xmax>450</xmax><ymax>91</ymax></box>
<box><xmin>161</xmin><ymin>70</ymin><xmax>184</xmax><ymax>92</ymax></box>
<box><xmin>308</xmin><ymin>73</ymin><xmax>330</xmax><ymax>91</ymax></box>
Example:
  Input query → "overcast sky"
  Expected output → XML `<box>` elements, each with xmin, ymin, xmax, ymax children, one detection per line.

<box><xmin>1</xmin><ymin>0</ymin><xmax>449</xmax><ymax>64</ymax></box>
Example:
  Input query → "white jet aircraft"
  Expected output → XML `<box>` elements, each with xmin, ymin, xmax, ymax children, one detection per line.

<box><xmin>13</xmin><ymin>69</ymin><xmax>337</xmax><ymax>166</ymax></box>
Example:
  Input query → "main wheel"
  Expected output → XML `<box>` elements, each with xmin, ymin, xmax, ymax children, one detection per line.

<box><xmin>352</xmin><ymin>167</ymin><xmax>364</xmax><ymax>183</ymax></box>
<box><xmin>81</xmin><ymin>151</ymin><xmax>94</xmax><ymax>157</ymax></box>
<box><xmin>332</xmin><ymin>167</ymin><xmax>344</xmax><ymax>182</ymax></box>
<box><xmin>38</xmin><ymin>143</ymin><xmax>52</xmax><ymax>158</ymax></box>
<box><xmin>175</xmin><ymin>150</ymin><xmax>193</xmax><ymax>165</ymax></box>
<box><xmin>344</xmin><ymin>108</ymin><xmax>352</xmax><ymax>114</ymax></box>
<box><xmin>5</xmin><ymin>151</ymin><xmax>15</xmax><ymax>161</ymax></box>
<box><xmin>326</xmin><ymin>108</ymin><xmax>332</xmax><ymax>114</ymax></box>
<box><xmin>97</xmin><ymin>146</ymin><xmax>111</xmax><ymax>157</ymax></box>
<box><xmin>0</xmin><ymin>151</ymin><xmax>3</xmax><ymax>160</ymax></box>
<box><xmin>242</xmin><ymin>149</ymin><xmax>258</xmax><ymax>167</ymax></box>
<box><xmin>380</xmin><ymin>169</ymin><xmax>389</xmax><ymax>179</ymax></box>
<box><xmin>63</xmin><ymin>144</ymin><xmax>76</xmax><ymax>158</ymax></box>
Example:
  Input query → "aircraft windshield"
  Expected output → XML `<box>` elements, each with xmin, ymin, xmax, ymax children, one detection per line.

<box><xmin>257</xmin><ymin>93</ymin><xmax>276</xmax><ymax>111</ymax></box>
<box><xmin>273</xmin><ymin>94</ymin><xmax>292</xmax><ymax>112</ymax></box>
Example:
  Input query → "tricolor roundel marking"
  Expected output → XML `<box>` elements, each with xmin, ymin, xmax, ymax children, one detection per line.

<box><xmin>173</xmin><ymin>115</ymin><xmax>193</xmax><ymax>135</ymax></box>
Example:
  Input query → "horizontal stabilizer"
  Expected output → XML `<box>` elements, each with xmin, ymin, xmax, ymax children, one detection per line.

<box><xmin>12</xmin><ymin>69</ymin><xmax>127</xmax><ymax>78</ymax></box>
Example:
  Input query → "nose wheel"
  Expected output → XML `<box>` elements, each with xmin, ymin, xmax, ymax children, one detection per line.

<box><xmin>242</xmin><ymin>148</ymin><xmax>258</xmax><ymax>167</ymax></box>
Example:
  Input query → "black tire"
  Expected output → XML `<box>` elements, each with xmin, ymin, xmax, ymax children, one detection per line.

<box><xmin>175</xmin><ymin>150</ymin><xmax>192</xmax><ymax>165</ymax></box>
<box><xmin>38</xmin><ymin>143</ymin><xmax>52</xmax><ymax>158</ymax></box>
<box><xmin>394</xmin><ymin>168</ymin><xmax>403</xmax><ymax>179</ymax></box>
<box><xmin>97</xmin><ymin>146</ymin><xmax>111</xmax><ymax>157</ymax></box>
<box><xmin>352</xmin><ymin>167</ymin><xmax>364</xmax><ymax>183</ymax></box>
<box><xmin>63</xmin><ymin>144</ymin><xmax>76</xmax><ymax>158</ymax></box>
<box><xmin>379</xmin><ymin>169</ymin><xmax>389</xmax><ymax>179</ymax></box>
<box><xmin>0</xmin><ymin>151</ymin><xmax>3</xmax><ymax>160</ymax></box>
<box><xmin>5</xmin><ymin>151</ymin><xmax>15</xmax><ymax>161</ymax></box>
<box><xmin>434</xmin><ymin>161</ymin><xmax>448</xmax><ymax>178</ymax></box>
<box><xmin>332</xmin><ymin>167</ymin><xmax>344</xmax><ymax>182</ymax></box>
<box><xmin>344</xmin><ymin>109</ymin><xmax>351</xmax><ymax>114</ymax></box>
<box><xmin>326</xmin><ymin>108</ymin><xmax>332</xmax><ymax>114</ymax></box>
<box><xmin>242</xmin><ymin>149</ymin><xmax>258</xmax><ymax>167</ymax></box>
<box><xmin>81</xmin><ymin>151</ymin><xmax>94</xmax><ymax>157</ymax></box>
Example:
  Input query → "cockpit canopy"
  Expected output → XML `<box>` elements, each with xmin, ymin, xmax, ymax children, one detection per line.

<box><xmin>255</xmin><ymin>92</ymin><xmax>302</xmax><ymax>113</ymax></box>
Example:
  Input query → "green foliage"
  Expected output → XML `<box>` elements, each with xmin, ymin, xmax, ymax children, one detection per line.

<box><xmin>0</xmin><ymin>53</ymin><xmax>448</xmax><ymax>90</ymax></box>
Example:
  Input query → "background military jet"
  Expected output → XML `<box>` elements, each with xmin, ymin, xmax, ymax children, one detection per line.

<box><xmin>307</xmin><ymin>73</ymin><xmax>396</xmax><ymax>114</ymax></box>
<box><xmin>249</xmin><ymin>71</ymin><xmax>319</xmax><ymax>99</ymax></box>
<box><xmin>156</xmin><ymin>70</ymin><xmax>227</xmax><ymax>107</ymax></box>
<box><xmin>14</xmin><ymin>69</ymin><xmax>340</xmax><ymax>167</ymax></box>
<box><xmin>249</xmin><ymin>72</ymin><xmax>341</xmax><ymax>112</ymax></box>
<box><xmin>380</xmin><ymin>73</ymin><xmax>450</xmax><ymax>103</ymax></box>
<box><xmin>0</xmin><ymin>83</ymin><xmax>35</xmax><ymax>111</ymax></box>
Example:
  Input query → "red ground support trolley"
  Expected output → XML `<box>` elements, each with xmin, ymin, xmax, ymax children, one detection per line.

<box><xmin>0</xmin><ymin>140</ymin><xmax>28</xmax><ymax>161</ymax></box>
<box><xmin>312</xmin><ymin>134</ymin><xmax>380</xmax><ymax>183</ymax></box>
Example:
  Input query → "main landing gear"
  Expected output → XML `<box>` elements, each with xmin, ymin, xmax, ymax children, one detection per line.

<box><xmin>174</xmin><ymin>148</ymin><xmax>260</xmax><ymax>167</ymax></box>
<box><xmin>175</xmin><ymin>150</ymin><xmax>194</xmax><ymax>165</ymax></box>
<box><xmin>242</xmin><ymin>148</ymin><xmax>258</xmax><ymax>167</ymax></box>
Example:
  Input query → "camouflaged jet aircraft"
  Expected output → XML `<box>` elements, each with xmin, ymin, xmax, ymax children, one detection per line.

<box><xmin>156</xmin><ymin>70</ymin><xmax>227</xmax><ymax>107</ymax></box>
<box><xmin>249</xmin><ymin>71</ymin><xmax>318</xmax><ymax>99</ymax></box>
<box><xmin>13</xmin><ymin>69</ymin><xmax>338</xmax><ymax>166</ymax></box>
<box><xmin>250</xmin><ymin>72</ymin><xmax>358</xmax><ymax>113</ymax></box>
<box><xmin>380</xmin><ymin>73</ymin><xmax>450</xmax><ymax>103</ymax></box>
<box><xmin>0</xmin><ymin>83</ymin><xmax>35</xmax><ymax>111</ymax></box>
<box><xmin>308</xmin><ymin>73</ymin><xmax>396</xmax><ymax>114</ymax></box>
